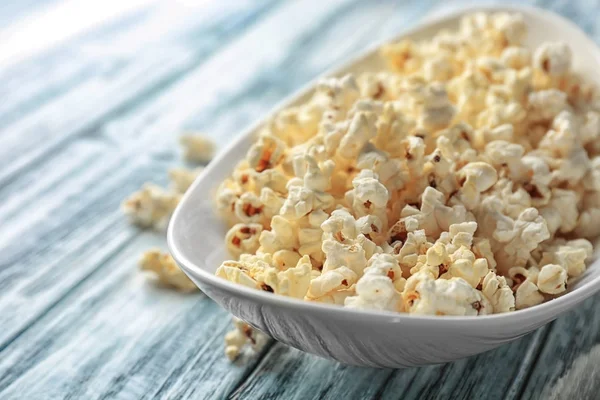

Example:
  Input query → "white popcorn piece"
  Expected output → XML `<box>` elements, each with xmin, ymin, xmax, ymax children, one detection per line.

<box><xmin>322</xmin><ymin>239</ymin><xmax>368</xmax><ymax>276</ymax></box>
<box><xmin>537</xmin><ymin>264</ymin><xmax>568</xmax><ymax>294</ymax></box>
<box><xmin>247</xmin><ymin>134</ymin><xmax>287</xmax><ymax>172</ymax></box>
<box><xmin>539</xmin><ymin>238</ymin><xmax>593</xmax><ymax>278</ymax></box>
<box><xmin>345</xmin><ymin>169</ymin><xmax>389</xmax><ymax>221</ymax></box>
<box><xmin>224</xmin><ymin>317</ymin><xmax>270</xmax><ymax>361</ymax></box>
<box><xmin>481</xmin><ymin>271</ymin><xmax>515</xmax><ymax>313</ymax></box>
<box><xmin>493</xmin><ymin>12</ymin><xmax>527</xmax><ymax>46</ymax></box>
<box><xmin>306</xmin><ymin>266</ymin><xmax>358</xmax><ymax>301</ymax></box>
<box><xmin>316</xmin><ymin>74</ymin><xmax>360</xmax><ymax>113</ymax></box>
<box><xmin>168</xmin><ymin>167</ymin><xmax>203</xmax><ymax>193</ymax></box>
<box><xmin>539</xmin><ymin>189</ymin><xmax>579</xmax><ymax>236</ymax></box>
<box><xmin>534</xmin><ymin>41</ymin><xmax>572</xmax><ymax>77</ymax></box>
<box><xmin>501</xmin><ymin>46</ymin><xmax>531</xmax><ymax>70</ymax></box>
<box><xmin>515</xmin><ymin>279</ymin><xmax>545</xmax><ymax>310</ymax></box>
<box><xmin>225</xmin><ymin>223</ymin><xmax>263</xmax><ymax>258</ymax></box>
<box><xmin>339</xmin><ymin>111</ymin><xmax>377</xmax><ymax>159</ymax></box>
<box><xmin>180</xmin><ymin>134</ymin><xmax>216</xmax><ymax>163</ymax></box>
<box><xmin>122</xmin><ymin>183</ymin><xmax>181</xmax><ymax>231</ymax></box>
<box><xmin>139</xmin><ymin>249</ymin><xmax>197</xmax><ymax>292</ymax></box>
<box><xmin>263</xmin><ymin>255</ymin><xmax>312</xmax><ymax>299</ymax></box>
<box><xmin>528</xmin><ymin>89</ymin><xmax>570</xmax><ymax>123</ymax></box>
<box><xmin>420</xmin><ymin>83</ymin><xmax>456</xmax><ymax>130</ymax></box>
<box><xmin>259</xmin><ymin>215</ymin><xmax>298</xmax><ymax>254</ymax></box>
<box><xmin>457</xmin><ymin>161</ymin><xmax>498</xmax><ymax>210</ymax></box>
<box><xmin>403</xmin><ymin>272</ymin><xmax>491</xmax><ymax>316</ymax></box>
<box><xmin>345</xmin><ymin>255</ymin><xmax>403</xmax><ymax>311</ymax></box>
<box><xmin>423</xmin><ymin>55</ymin><xmax>454</xmax><ymax>82</ymax></box>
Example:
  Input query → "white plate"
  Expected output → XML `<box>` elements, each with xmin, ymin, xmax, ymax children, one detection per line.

<box><xmin>168</xmin><ymin>4</ymin><xmax>600</xmax><ymax>367</ymax></box>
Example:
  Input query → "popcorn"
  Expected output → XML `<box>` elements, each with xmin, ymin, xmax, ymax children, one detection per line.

<box><xmin>225</xmin><ymin>223</ymin><xmax>263</xmax><ymax>258</ymax></box>
<box><xmin>533</xmin><ymin>42</ymin><xmax>572</xmax><ymax>77</ymax></box>
<box><xmin>212</xmin><ymin>12</ymin><xmax>598</xmax><ymax>321</ymax></box>
<box><xmin>122</xmin><ymin>183</ymin><xmax>181</xmax><ymax>230</ymax></box>
<box><xmin>501</xmin><ymin>46</ymin><xmax>531</xmax><ymax>70</ymax></box>
<box><xmin>403</xmin><ymin>272</ymin><xmax>491</xmax><ymax>316</ymax></box>
<box><xmin>180</xmin><ymin>134</ymin><xmax>215</xmax><ymax>163</ymax></box>
<box><xmin>345</xmin><ymin>255</ymin><xmax>403</xmax><ymax>311</ymax></box>
<box><xmin>247</xmin><ymin>134</ymin><xmax>287</xmax><ymax>172</ymax></box>
<box><xmin>538</xmin><ymin>238</ymin><xmax>593</xmax><ymax>278</ymax></box>
<box><xmin>528</xmin><ymin>89</ymin><xmax>570</xmax><ymax>123</ymax></box>
<box><xmin>263</xmin><ymin>255</ymin><xmax>312</xmax><ymax>298</ymax></box>
<box><xmin>339</xmin><ymin>112</ymin><xmax>377</xmax><ymax>159</ymax></box>
<box><xmin>139</xmin><ymin>249</ymin><xmax>197</xmax><ymax>292</ymax></box>
<box><xmin>419</xmin><ymin>83</ymin><xmax>456</xmax><ymax>130</ymax></box>
<box><xmin>537</xmin><ymin>264</ymin><xmax>567</xmax><ymax>294</ymax></box>
<box><xmin>224</xmin><ymin>317</ymin><xmax>270</xmax><ymax>361</ymax></box>
<box><xmin>345</xmin><ymin>169</ymin><xmax>389</xmax><ymax>223</ymax></box>
<box><xmin>481</xmin><ymin>271</ymin><xmax>515</xmax><ymax>313</ymax></box>
<box><xmin>306</xmin><ymin>266</ymin><xmax>358</xmax><ymax>302</ymax></box>
<box><xmin>423</xmin><ymin>55</ymin><xmax>454</xmax><ymax>82</ymax></box>
<box><xmin>493</xmin><ymin>12</ymin><xmax>527</xmax><ymax>46</ymax></box>
<box><xmin>515</xmin><ymin>279</ymin><xmax>545</xmax><ymax>310</ymax></box>
<box><xmin>456</xmin><ymin>161</ymin><xmax>498</xmax><ymax>209</ymax></box>
<box><xmin>169</xmin><ymin>167</ymin><xmax>202</xmax><ymax>193</ymax></box>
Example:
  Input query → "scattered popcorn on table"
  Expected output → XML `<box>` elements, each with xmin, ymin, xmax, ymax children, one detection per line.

<box><xmin>169</xmin><ymin>167</ymin><xmax>203</xmax><ymax>193</ymax></box>
<box><xmin>224</xmin><ymin>317</ymin><xmax>270</xmax><ymax>361</ymax></box>
<box><xmin>121</xmin><ymin>183</ymin><xmax>181</xmax><ymax>231</ymax></box>
<box><xmin>214</xmin><ymin>12</ymin><xmax>599</xmax><ymax>318</ymax></box>
<box><xmin>139</xmin><ymin>249</ymin><xmax>197</xmax><ymax>292</ymax></box>
<box><xmin>123</xmin><ymin>135</ymin><xmax>215</xmax><ymax>294</ymax></box>
<box><xmin>180</xmin><ymin>134</ymin><xmax>216</xmax><ymax>164</ymax></box>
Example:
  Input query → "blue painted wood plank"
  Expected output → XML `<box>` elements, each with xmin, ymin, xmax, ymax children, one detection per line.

<box><xmin>0</xmin><ymin>234</ymin><xmax>267</xmax><ymax>400</ymax></box>
<box><xmin>0</xmin><ymin>0</ymin><xmax>280</xmax><ymax>182</ymax></box>
<box><xmin>230</xmin><ymin>343</ymin><xmax>394</xmax><ymax>400</ymax></box>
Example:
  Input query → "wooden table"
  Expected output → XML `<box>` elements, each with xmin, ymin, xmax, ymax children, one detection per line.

<box><xmin>2</xmin><ymin>0</ymin><xmax>600</xmax><ymax>398</ymax></box>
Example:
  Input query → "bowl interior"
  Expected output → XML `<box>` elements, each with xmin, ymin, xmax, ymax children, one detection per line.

<box><xmin>169</xmin><ymin>4</ymin><xmax>600</xmax><ymax>314</ymax></box>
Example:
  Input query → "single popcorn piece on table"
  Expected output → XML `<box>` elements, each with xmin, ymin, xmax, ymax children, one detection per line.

<box><xmin>168</xmin><ymin>167</ymin><xmax>203</xmax><ymax>193</ymax></box>
<box><xmin>224</xmin><ymin>317</ymin><xmax>270</xmax><ymax>361</ymax></box>
<box><xmin>122</xmin><ymin>183</ymin><xmax>181</xmax><ymax>231</ymax></box>
<box><xmin>139</xmin><ymin>249</ymin><xmax>197</xmax><ymax>292</ymax></box>
<box><xmin>211</xmin><ymin>11</ymin><xmax>599</xmax><ymax>328</ymax></box>
<box><xmin>180</xmin><ymin>134</ymin><xmax>216</xmax><ymax>164</ymax></box>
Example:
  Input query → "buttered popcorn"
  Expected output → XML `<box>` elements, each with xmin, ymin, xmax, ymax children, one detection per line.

<box><xmin>215</xmin><ymin>12</ymin><xmax>598</xmax><ymax>316</ymax></box>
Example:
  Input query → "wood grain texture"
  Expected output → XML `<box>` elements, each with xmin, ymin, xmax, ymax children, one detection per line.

<box><xmin>2</xmin><ymin>0</ymin><xmax>600</xmax><ymax>399</ymax></box>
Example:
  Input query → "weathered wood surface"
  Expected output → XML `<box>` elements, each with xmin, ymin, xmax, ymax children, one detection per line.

<box><xmin>2</xmin><ymin>0</ymin><xmax>600</xmax><ymax>399</ymax></box>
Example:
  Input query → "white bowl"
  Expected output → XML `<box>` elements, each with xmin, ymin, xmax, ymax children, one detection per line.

<box><xmin>168</xmin><ymin>4</ymin><xmax>600</xmax><ymax>368</ymax></box>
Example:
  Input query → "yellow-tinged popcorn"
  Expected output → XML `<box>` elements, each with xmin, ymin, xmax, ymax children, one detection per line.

<box><xmin>212</xmin><ymin>12</ymin><xmax>599</xmax><ymax>320</ymax></box>
<box><xmin>122</xmin><ymin>183</ymin><xmax>181</xmax><ymax>231</ymax></box>
<box><xmin>225</xmin><ymin>223</ymin><xmax>263</xmax><ymax>259</ymax></box>
<box><xmin>403</xmin><ymin>272</ymin><xmax>491</xmax><ymax>316</ymax></box>
<box><xmin>537</xmin><ymin>264</ymin><xmax>568</xmax><ymax>294</ymax></box>
<box><xmin>345</xmin><ymin>255</ymin><xmax>403</xmax><ymax>311</ymax></box>
<box><xmin>306</xmin><ymin>266</ymin><xmax>358</xmax><ymax>301</ymax></box>
<box><xmin>481</xmin><ymin>271</ymin><xmax>515</xmax><ymax>313</ymax></box>
<box><xmin>224</xmin><ymin>317</ymin><xmax>270</xmax><ymax>361</ymax></box>
<box><xmin>139</xmin><ymin>249</ymin><xmax>197</xmax><ymax>292</ymax></box>
<box><xmin>515</xmin><ymin>280</ymin><xmax>545</xmax><ymax>310</ymax></box>
<box><xmin>533</xmin><ymin>41</ymin><xmax>572</xmax><ymax>77</ymax></box>
<box><xmin>168</xmin><ymin>167</ymin><xmax>203</xmax><ymax>193</ymax></box>
<box><xmin>180</xmin><ymin>134</ymin><xmax>216</xmax><ymax>163</ymax></box>
<box><xmin>501</xmin><ymin>46</ymin><xmax>531</xmax><ymax>70</ymax></box>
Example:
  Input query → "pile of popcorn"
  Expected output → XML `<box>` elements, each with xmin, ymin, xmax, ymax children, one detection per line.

<box><xmin>214</xmin><ymin>12</ymin><xmax>599</xmax><ymax>316</ymax></box>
